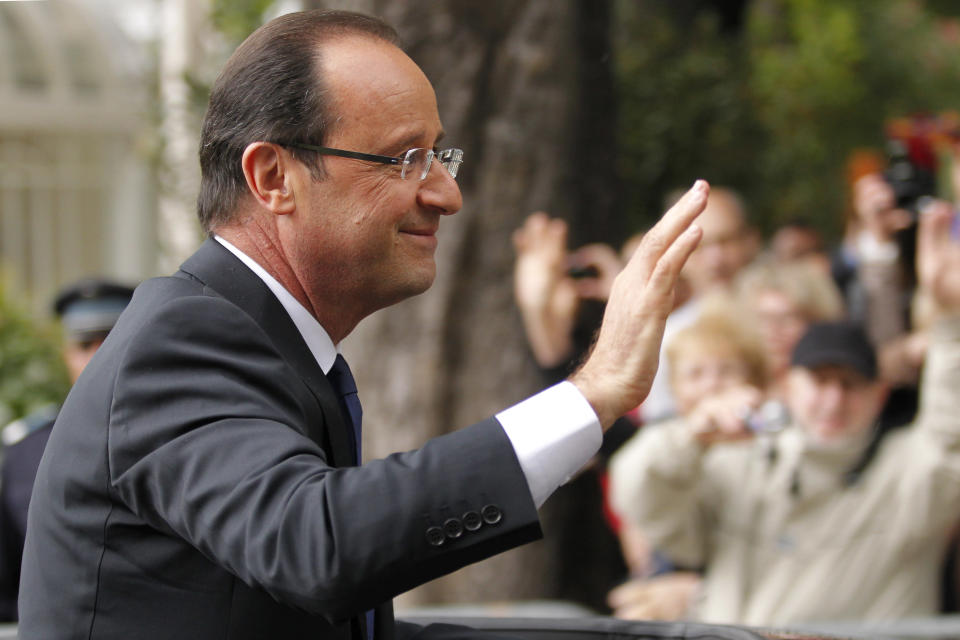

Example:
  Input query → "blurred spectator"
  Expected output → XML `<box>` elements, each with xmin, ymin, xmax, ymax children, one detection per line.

<box><xmin>680</xmin><ymin>188</ymin><xmax>758</xmax><ymax>295</ymax></box>
<box><xmin>733</xmin><ymin>261</ymin><xmax>844</xmax><ymax>401</ymax></box>
<box><xmin>609</xmin><ymin>310</ymin><xmax>767</xmax><ymax>620</ymax></box>
<box><xmin>768</xmin><ymin>217</ymin><xmax>829</xmax><ymax>273</ymax></box>
<box><xmin>832</xmin><ymin>172</ymin><xmax>914</xmax><ymax>346</ymax></box>
<box><xmin>833</xmin><ymin>168</ymin><xmax>940</xmax><ymax>433</ymax></box>
<box><xmin>512</xmin><ymin>213</ymin><xmax>626</xmax><ymax>373</ymax></box>
<box><xmin>665</xmin><ymin>312</ymin><xmax>768</xmax><ymax>419</ymax></box>
<box><xmin>606</xmin><ymin>204</ymin><xmax>960</xmax><ymax>626</ymax></box>
<box><xmin>0</xmin><ymin>278</ymin><xmax>133</xmax><ymax>621</ymax></box>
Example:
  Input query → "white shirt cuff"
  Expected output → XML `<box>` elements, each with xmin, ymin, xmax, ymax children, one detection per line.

<box><xmin>495</xmin><ymin>381</ymin><xmax>602</xmax><ymax>508</ymax></box>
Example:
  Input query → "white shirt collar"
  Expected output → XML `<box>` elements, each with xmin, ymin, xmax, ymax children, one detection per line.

<box><xmin>214</xmin><ymin>235</ymin><xmax>338</xmax><ymax>374</ymax></box>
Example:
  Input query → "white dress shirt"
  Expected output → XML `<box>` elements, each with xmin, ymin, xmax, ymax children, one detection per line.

<box><xmin>215</xmin><ymin>236</ymin><xmax>601</xmax><ymax>507</ymax></box>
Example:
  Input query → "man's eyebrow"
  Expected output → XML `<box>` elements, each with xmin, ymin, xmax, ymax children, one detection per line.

<box><xmin>389</xmin><ymin>129</ymin><xmax>446</xmax><ymax>154</ymax></box>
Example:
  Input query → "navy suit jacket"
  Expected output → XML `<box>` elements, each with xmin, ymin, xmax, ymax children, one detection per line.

<box><xmin>19</xmin><ymin>239</ymin><xmax>541</xmax><ymax>639</ymax></box>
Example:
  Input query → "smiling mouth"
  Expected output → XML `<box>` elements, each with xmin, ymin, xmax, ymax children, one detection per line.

<box><xmin>401</xmin><ymin>227</ymin><xmax>437</xmax><ymax>237</ymax></box>
<box><xmin>399</xmin><ymin>229</ymin><xmax>439</xmax><ymax>251</ymax></box>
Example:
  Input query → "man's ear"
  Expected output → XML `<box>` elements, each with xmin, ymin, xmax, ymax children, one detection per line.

<box><xmin>241</xmin><ymin>142</ymin><xmax>295</xmax><ymax>215</ymax></box>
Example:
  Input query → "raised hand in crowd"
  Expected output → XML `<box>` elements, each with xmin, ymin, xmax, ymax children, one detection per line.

<box><xmin>684</xmin><ymin>384</ymin><xmax>767</xmax><ymax>447</ymax></box>
<box><xmin>512</xmin><ymin>216</ymin><xmax>627</xmax><ymax>369</ymax></box>
<box><xmin>853</xmin><ymin>173</ymin><xmax>912</xmax><ymax>244</ymax></box>
<box><xmin>607</xmin><ymin>571</ymin><xmax>702</xmax><ymax>621</ymax></box>
<box><xmin>917</xmin><ymin>199</ymin><xmax>960</xmax><ymax>313</ymax></box>
<box><xmin>512</xmin><ymin>213</ymin><xmax>582</xmax><ymax>368</ymax></box>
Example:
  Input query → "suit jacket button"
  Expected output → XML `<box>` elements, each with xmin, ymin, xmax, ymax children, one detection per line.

<box><xmin>462</xmin><ymin>510</ymin><xmax>482</xmax><ymax>531</ymax></box>
<box><xmin>443</xmin><ymin>518</ymin><xmax>464</xmax><ymax>539</ymax></box>
<box><xmin>425</xmin><ymin>526</ymin><xmax>446</xmax><ymax>547</ymax></box>
<box><xmin>481</xmin><ymin>504</ymin><xmax>502</xmax><ymax>525</ymax></box>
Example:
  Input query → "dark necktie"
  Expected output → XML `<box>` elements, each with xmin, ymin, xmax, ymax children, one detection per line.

<box><xmin>326</xmin><ymin>354</ymin><xmax>374</xmax><ymax>639</ymax></box>
<box><xmin>327</xmin><ymin>354</ymin><xmax>363</xmax><ymax>462</ymax></box>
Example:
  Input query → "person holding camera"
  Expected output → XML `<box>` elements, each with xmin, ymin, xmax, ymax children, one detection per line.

<box><xmin>608</xmin><ymin>202</ymin><xmax>960</xmax><ymax>626</ymax></box>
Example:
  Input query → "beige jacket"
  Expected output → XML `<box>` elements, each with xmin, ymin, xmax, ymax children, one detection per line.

<box><xmin>610</xmin><ymin>317</ymin><xmax>960</xmax><ymax>627</ymax></box>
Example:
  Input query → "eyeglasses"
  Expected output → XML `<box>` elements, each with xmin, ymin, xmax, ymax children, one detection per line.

<box><xmin>283</xmin><ymin>143</ymin><xmax>463</xmax><ymax>181</ymax></box>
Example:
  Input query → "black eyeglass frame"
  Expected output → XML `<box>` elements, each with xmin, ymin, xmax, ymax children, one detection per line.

<box><xmin>280</xmin><ymin>142</ymin><xmax>462</xmax><ymax>180</ymax></box>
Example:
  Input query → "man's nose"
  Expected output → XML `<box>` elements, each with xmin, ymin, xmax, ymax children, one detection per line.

<box><xmin>701</xmin><ymin>369</ymin><xmax>724</xmax><ymax>393</ymax></box>
<box><xmin>418</xmin><ymin>161</ymin><xmax>463</xmax><ymax>215</ymax></box>
<box><xmin>819</xmin><ymin>380</ymin><xmax>846</xmax><ymax>408</ymax></box>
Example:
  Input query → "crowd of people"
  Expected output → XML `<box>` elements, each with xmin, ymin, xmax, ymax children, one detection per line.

<box><xmin>512</xmin><ymin>162</ymin><xmax>960</xmax><ymax>627</ymax></box>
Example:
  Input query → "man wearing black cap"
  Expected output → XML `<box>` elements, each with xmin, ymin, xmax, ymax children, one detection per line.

<box><xmin>609</xmin><ymin>204</ymin><xmax>960</xmax><ymax>626</ymax></box>
<box><xmin>784</xmin><ymin>321</ymin><xmax>888</xmax><ymax>446</ymax></box>
<box><xmin>0</xmin><ymin>278</ymin><xmax>133</xmax><ymax>621</ymax></box>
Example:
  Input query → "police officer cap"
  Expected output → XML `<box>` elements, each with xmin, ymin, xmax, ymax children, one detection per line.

<box><xmin>53</xmin><ymin>278</ymin><xmax>135</xmax><ymax>342</ymax></box>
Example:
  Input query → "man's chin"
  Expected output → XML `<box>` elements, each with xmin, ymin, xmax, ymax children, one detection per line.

<box><xmin>805</xmin><ymin>422</ymin><xmax>869</xmax><ymax>449</ymax></box>
<box><xmin>409</xmin><ymin>262</ymin><xmax>437</xmax><ymax>295</ymax></box>
<box><xmin>378</xmin><ymin>265</ymin><xmax>436</xmax><ymax>307</ymax></box>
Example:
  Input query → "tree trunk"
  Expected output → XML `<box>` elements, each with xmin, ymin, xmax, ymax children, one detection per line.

<box><xmin>310</xmin><ymin>0</ymin><xmax>624</xmax><ymax>612</ymax></box>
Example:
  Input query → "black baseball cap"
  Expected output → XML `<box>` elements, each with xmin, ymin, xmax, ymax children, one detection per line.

<box><xmin>790</xmin><ymin>321</ymin><xmax>878</xmax><ymax>380</ymax></box>
<box><xmin>53</xmin><ymin>278</ymin><xmax>135</xmax><ymax>342</ymax></box>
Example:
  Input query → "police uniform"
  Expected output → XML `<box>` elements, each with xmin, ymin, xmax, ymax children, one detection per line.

<box><xmin>0</xmin><ymin>279</ymin><xmax>133</xmax><ymax>621</ymax></box>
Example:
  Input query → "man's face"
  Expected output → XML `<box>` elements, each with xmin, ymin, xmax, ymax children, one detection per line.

<box><xmin>771</xmin><ymin>227</ymin><xmax>822</xmax><ymax>263</ymax></box>
<box><xmin>682</xmin><ymin>194</ymin><xmax>753</xmax><ymax>294</ymax></box>
<box><xmin>63</xmin><ymin>337</ymin><xmax>105</xmax><ymax>384</ymax></box>
<box><xmin>786</xmin><ymin>364</ymin><xmax>887</xmax><ymax>445</ymax></box>
<box><xmin>670</xmin><ymin>347</ymin><xmax>751</xmax><ymax>416</ymax></box>
<box><xmin>753</xmin><ymin>289</ymin><xmax>808</xmax><ymax>377</ymax></box>
<box><xmin>278</xmin><ymin>36</ymin><xmax>462</xmax><ymax>325</ymax></box>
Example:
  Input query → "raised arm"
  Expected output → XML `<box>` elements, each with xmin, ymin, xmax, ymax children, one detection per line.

<box><xmin>512</xmin><ymin>213</ymin><xmax>581</xmax><ymax>369</ymax></box>
<box><xmin>914</xmin><ymin>201</ymin><xmax>960</xmax><ymax>436</ymax></box>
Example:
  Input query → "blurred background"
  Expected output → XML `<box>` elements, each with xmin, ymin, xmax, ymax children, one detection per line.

<box><xmin>1</xmin><ymin>0</ymin><xmax>959</xmax><ymax>615</ymax></box>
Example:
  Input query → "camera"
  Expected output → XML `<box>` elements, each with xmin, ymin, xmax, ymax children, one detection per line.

<box><xmin>882</xmin><ymin>112</ymin><xmax>960</xmax><ymax>215</ymax></box>
<box><xmin>883</xmin><ymin>137</ymin><xmax>936</xmax><ymax>216</ymax></box>
<box><xmin>744</xmin><ymin>400</ymin><xmax>790</xmax><ymax>434</ymax></box>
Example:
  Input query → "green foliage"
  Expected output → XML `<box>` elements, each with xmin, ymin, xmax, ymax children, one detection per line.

<box><xmin>210</xmin><ymin>0</ymin><xmax>275</xmax><ymax>46</ymax></box>
<box><xmin>614</xmin><ymin>0</ymin><xmax>960</xmax><ymax>238</ymax></box>
<box><xmin>614</xmin><ymin>3</ymin><xmax>763</xmax><ymax>229</ymax></box>
<box><xmin>747</xmin><ymin>0</ymin><xmax>960</xmax><ymax>234</ymax></box>
<box><xmin>0</xmin><ymin>284</ymin><xmax>70</xmax><ymax>426</ymax></box>
<box><xmin>188</xmin><ymin>0</ymin><xmax>276</xmax><ymax>117</ymax></box>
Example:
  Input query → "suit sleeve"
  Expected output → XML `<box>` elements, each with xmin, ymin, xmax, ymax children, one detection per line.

<box><xmin>106</xmin><ymin>295</ymin><xmax>541</xmax><ymax>621</ymax></box>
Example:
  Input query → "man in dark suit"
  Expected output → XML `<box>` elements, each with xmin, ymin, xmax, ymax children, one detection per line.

<box><xmin>18</xmin><ymin>10</ymin><xmax>707</xmax><ymax>639</ymax></box>
<box><xmin>0</xmin><ymin>278</ymin><xmax>133</xmax><ymax>621</ymax></box>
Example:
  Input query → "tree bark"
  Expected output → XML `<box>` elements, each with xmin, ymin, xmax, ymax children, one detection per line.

<box><xmin>310</xmin><ymin>0</ymin><xmax>624</xmax><ymax>611</ymax></box>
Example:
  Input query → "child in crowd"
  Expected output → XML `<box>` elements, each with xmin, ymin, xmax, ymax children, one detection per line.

<box><xmin>609</xmin><ymin>309</ymin><xmax>766</xmax><ymax>620</ymax></box>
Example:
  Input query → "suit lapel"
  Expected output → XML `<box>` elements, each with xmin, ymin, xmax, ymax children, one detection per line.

<box><xmin>178</xmin><ymin>239</ymin><xmax>356</xmax><ymax>467</ymax></box>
